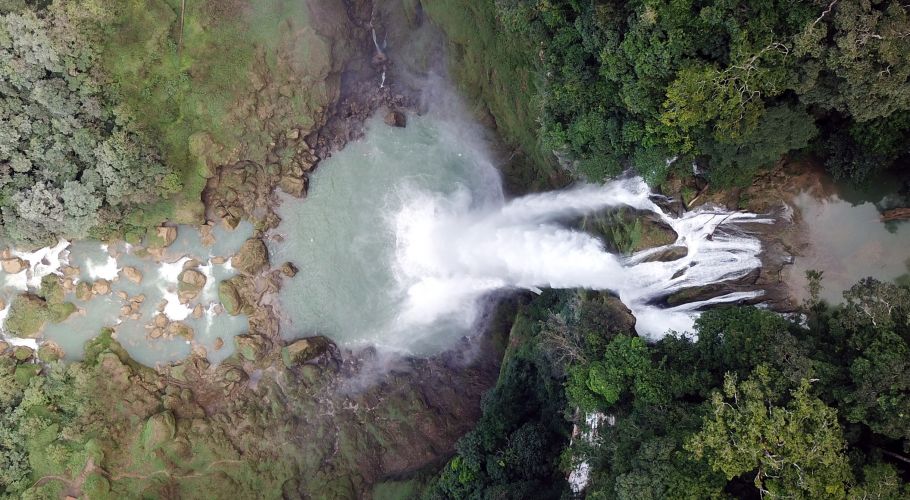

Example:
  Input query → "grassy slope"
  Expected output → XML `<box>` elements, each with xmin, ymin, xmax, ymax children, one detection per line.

<box><xmin>94</xmin><ymin>0</ymin><xmax>336</xmax><ymax>232</ymax></box>
<box><xmin>418</xmin><ymin>0</ymin><xmax>560</xmax><ymax>192</ymax></box>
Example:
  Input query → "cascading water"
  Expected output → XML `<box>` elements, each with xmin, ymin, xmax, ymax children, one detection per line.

<box><xmin>393</xmin><ymin>177</ymin><xmax>772</xmax><ymax>340</ymax></box>
<box><xmin>271</xmin><ymin>110</ymin><xmax>773</xmax><ymax>353</ymax></box>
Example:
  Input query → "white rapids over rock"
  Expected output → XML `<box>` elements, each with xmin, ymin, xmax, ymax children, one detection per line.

<box><xmin>393</xmin><ymin>176</ymin><xmax>773</xmax><ymax>340</ymax></box>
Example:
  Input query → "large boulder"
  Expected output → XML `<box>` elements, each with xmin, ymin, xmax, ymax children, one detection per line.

<box><xmin>279</xmin><ymin>175</ymin><xmax>307</xmax><ymax>198</ymax></box>
<box><xmin>148</xmin><ymin>226</ymin><xmax>178</xmax><ymax>248</ymax></box>
<box><xmin>232</xmin><ymin>238</ymin><xmax>270</xmax><ymax>274</ymax></box>
<box><xmin>92</xmin><ymin>279</ymin><xmax>111</xmax><ymax>295</ymax></box>
<box><xmin>121</xmin><ymin>266</ymin><xmax>143</xmax><ymax>284</ymax></box>
<box><xmin>75</xmin><ymin>281</ymin><xmax>93</xmax><ymax>301</ymax></box>
<box><xmin>177</xmin><ymin>269</ymin><xmax>207</xmax><ymax>301</ymax></box>
<box><xmin>281</xmin><ymin>336</ymin><xmax>331</xmax><ymax>367</ymax></box>
<box><xmin>234</xmin><ymin>333</ymin><xmax>269</xmax><ymax>362</ymax></box>
<box><xmin>218</xmin><ymin>279</ymin><xmax>244</xmax><ymax>315</ymax></box>
<box><xmin>1</xmin><ymin>257</ymin><xmax>26</xmax><ymax>274</ymax></box>
<box><xmin>38</xmin><ymin>341</ymin><xmax>64</xmax><ymax>363</ymax></box>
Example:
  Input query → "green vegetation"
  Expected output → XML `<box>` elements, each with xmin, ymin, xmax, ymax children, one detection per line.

<box><xmin>427</xmin><ymin>0</ymin><xmax>910</xmax><ymax>187</ymax></box>
<box><xmin>426</xmin><ymin>279</ymin><xmax>910</xmax><ymax>498</ymax></box>
<box><xmin>0</xmin><ymin>8</ymin><xmax>178</xmax><ymax>245</ymax></box>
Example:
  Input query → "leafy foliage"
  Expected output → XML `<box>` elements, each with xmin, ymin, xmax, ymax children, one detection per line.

<box><xmin>0</xmin><ymin>9</ymin><xmax>176</xmax><ymax>245</ymax></box>
<box><xmin>453</xmin><ymin>0</ymin><xmax>910</xmax><ymax>185</ymax></box>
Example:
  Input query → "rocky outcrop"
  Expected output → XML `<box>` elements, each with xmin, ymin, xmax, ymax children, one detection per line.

<box><xmin>75</xmin><ymin>281</ymin><xmax>93</xmax><ymax>301</ymax></box>
<box><xmin>232</xmin><ymin>238</ymin><xmax>270</xmax><ymax>274</ymax></box>
<box><xmin>281</xmin><ymin>336</ymin><xmax>331</xmax><ymax>367</ymax></box>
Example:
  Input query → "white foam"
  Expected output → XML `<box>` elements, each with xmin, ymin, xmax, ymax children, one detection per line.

<box><xmin>391</xmin><ymin>176</ymin><xmax>772</xmax><ymax>339</ymax></box>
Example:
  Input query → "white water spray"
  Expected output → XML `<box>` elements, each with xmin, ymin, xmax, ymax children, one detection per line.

<box><xmin>392</xmin><ymin>176</ymin><xmax>772</xmax><ymax>339</ymax></box>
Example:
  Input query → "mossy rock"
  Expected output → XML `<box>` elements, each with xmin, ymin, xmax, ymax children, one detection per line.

<box><xmin>281</xmin><ymin>336</ymin><xmax>331</xmax><ymax>367</ymax></box>
<box><xmin>75</xmin><ymin>281</ymin><xmax>93</xmax><ymax>301</ymax></box>
<box><xmin>218</xmin><ymin>279</ymin><xmax>244</xmax><ymax>315</ymax></box>
<box><xmin>37</xmin><ymin>342</ymin><xmax>64</xmax><ymax>363</ymax></box>
<box><xmin>231</xmin><ymin>238</ymin><xmax>270</xmax><ymax>274</ymax></box>
<box><xmin>141</xmin><ymin>411</ymin><xmax>176</xmax><ymax>451</ymax></box>
<box><xmin>234</xmin><ymin>333</ymin><xmax>269</xmax><ymax>362</ymax></box>
<box><xmin>5</xmin><ymin>294</ymin><xmax>49</xmax><ymax>338</ymax></box>
<box><xmin>12</xmin><ymin>345</ymin><xmax>33</xmax><ymax>362</ymax></box>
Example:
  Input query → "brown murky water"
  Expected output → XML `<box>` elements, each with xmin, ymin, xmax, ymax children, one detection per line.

<box><xmin>785</xmin><ymin>191</ymin><xmax>910</xmax><ymax>304</ymax></box>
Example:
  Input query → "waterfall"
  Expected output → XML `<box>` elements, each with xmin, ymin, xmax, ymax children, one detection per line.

<box><xmin>391</xmin><ymin>176</ymin><xmax>772</xmax><ymax>339</ymax></box>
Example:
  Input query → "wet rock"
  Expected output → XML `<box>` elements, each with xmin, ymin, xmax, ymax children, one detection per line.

<box><xmin>154</xmin><ymin>314</ymin><xmax>168</xmax><ymax>328</ymax></box>
<box><xmin>211</xmin><ymin>256</ymin><xmax>227</xmax><ymax>265</ymax></box>
<box><xmin>116</xmin><ymin>290</ymin><xmax>128</xmax><ymax>300</ymax></box>
<box><xmin>178</xmin><ymin>269</ymin><xmax>207</xmax><ymax>301</ymax></box>
<box><xmin>218</xmin><ymin>279</ymin><xmax>244</xmax><ymax>315</ymax></box>
<box><xmin>384</xmin><ymin>110</ymin><xmax>407</xmax><ymax>128</ymax></box>
<box><xmin>640</xmin><ymin>245</ymin><xmax>689</xmax><ymax>263</ymax></box>
<box><xmin>200</xmin><ymin>223</ymin><xmax>216</xmax><ymax>247</ymax></box>
<box><xmin>235</xmin><ymin>333</ymin><xmax>269</xmax><ymax>362</ymax></box>
<box><xmin>192</xmin><ymin>304</ymin><xmax>205</xmax><ymax>319</ymax></box>
<box><xmin>119</xmin><ymin>305</ymin><xmax>132</xmax><ymax>316</ymax></box>
<box><xmin>167</xmin><ymin>322</ymin><xmax>194</xmax><ymax>340</ymax></box>
<box><xmin>75</xmin><ymin>282</ymin><xmax>93</xmax><ymax>301</ymax></box>
<box><xmin>182</xmin><ymin>259</ymin><xmax>201</xmax><ymax>270</ymax></box>
<box><xmin>62</xmin><ymin>266</ymin><xmax>80</xmax><ymax>279</ymax></box>
<box><xmin>214</xmin><ymin>337</ymin><xmax>224</xmax><ymax>350</ymax></box>
<box><xmin>149</xmin><ymin>328</ymin><xmax>164</xmax><ymax>339</ymax></box>
<box><xmin>92</xmin><ymin>279</ymin><xmax>111</xmax><ymax>295</ymax></box>
<box><xmin>0</xmin><ymin>298</ymin><xmax>5</xmax><ymax>310</ymax></box>
<box><xmin>61</xmin><ymin>278</ymin><xmax>74</xmax><ymax>293</ymax></box>
<box><xmin>121</xmin><ymin>266</ymin><xmax>143</xmax><ymax>284</ymax></box>
<box><xmin>279</xmin><ymin>262</ymin><xmax>298</xmax><ymax>278</ymax></box>
<box><xmin>37</xmin><ymin>341</ymin><xmax>64</xmax><ymax>363</ymax></box>
<box><xmin>150</xmin><ymin>226</ymin><xmax>178</xmax><ymax>248</ymax></box>
<box><xmin>132</xmin><ymin>294</ymin><xmax>146</xmax><ymax>304</ymax></box>
<box><xmin>232</xmin><ymin>238</ymin><xmax>270</xmax><ymax>274</ymax></box>
<box><xmin>281</xmin><ymin>336</ymin><xmax>331</xmax><ymax>367</ymax></box>
<box><xmin>279</xmin><ymin>175</ymin><xmax>307</xmax><ymax>198</ymax></box>
<box><xmin>1</xmin><ymin>257</ymin><xmax>26</xmax><ymax>274</ymax></box>
<box><xmin>0</xmin><ymin>341</ymin><xmax>8</xmax><ymax>353</ymax></box>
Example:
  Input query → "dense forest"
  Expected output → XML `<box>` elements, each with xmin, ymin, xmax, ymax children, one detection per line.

<box><xmin>426</xmin><ymin>281</ymin><xmax>910</xmax><ymax>498</ymax></box>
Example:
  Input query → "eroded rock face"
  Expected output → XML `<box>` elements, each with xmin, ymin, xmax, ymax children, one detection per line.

<box><xmin>1</xmin><ymin>257</ymin><xmax>26</xmax><ymax>274</ymax></box>
<box><xmin>232</xmin><ymin>238</ymin><xmax>270</xmax><ymax>274</ymax></box>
